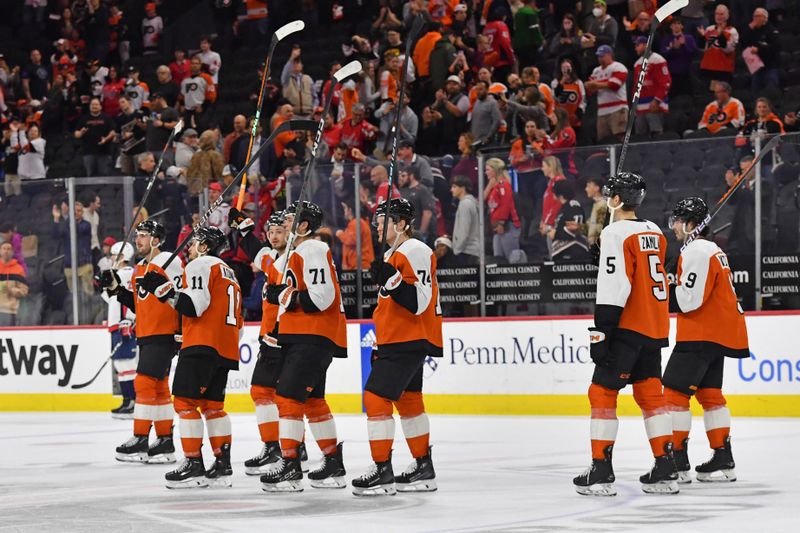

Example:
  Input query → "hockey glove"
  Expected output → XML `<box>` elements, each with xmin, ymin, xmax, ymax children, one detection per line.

<box><xmin>228</xmin><ymin>207</ymin><xmax>255</xmax><ymax>235</ymax></box>
<box><xmin>265</xmin><ymin>283</ymin><xmax>298</xmax><ymax>310</ymax></box>
<box><xmin>371</xmin><ymin>260</ymin><xmax>402</xmax><ymax>290</ymax></box>
<box><xmin>118</xmin><ymin>319</ymin><xmax>134</xmax><ymax>337</ymax></box>
<box><xmin>588</xmin><ymin>327</ymin><xmax>615</xmax><ymax>368</ymax></box>
<box><xmin>99</xmin><ymin>269</ymin><xmax>121</xmax><ymax>294</ymax></box>
<box><xmin>139</xmin><ymin>271</ymin><xmax>176</xmax><ymax>303</ymax></box>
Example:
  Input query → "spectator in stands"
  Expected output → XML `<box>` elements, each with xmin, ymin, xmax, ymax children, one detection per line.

<box><xmin>169</xmin><ymin>49</ymin><xmax>191</xmax><ymax>86</ymax></box>
<box><xmin>584</xmin><ymin>176</ymin><xmax>607</xmax><ymax>246</ymax></box>
<box><xmin>632</xmin><ymin>36</ymin><xmax>671</xmax><ymax>137</ymax></box>
<box><xmin>412</xmin><ymin>21</ymin><xmax>442</xmax><ymax>108</ymax></box>
<box><xmin>101</xmin><ymin>65</ymin><xmax>124</xmax><ymax>117</ymax></box>
<box><xmin>740</xmin><ymin>97</ymin><xmax>784</xmax><ymax>137</ymax></box>
<box><xmin>175</xmin><ymin>128</ymin><xmax>199</xmax><ymax>171</ymax></box>
<box><xmin>142</xmin><ymin>2</ymin><xmax>163</xmax><ymax>55</ymax></box>
<box><xmin>549</xmin><ymin>180</ymin><xmax>590</xmax><ymax>263</ymax></box>
<box><xmin>698</xmin><ymin>81</ymin><xmax>745</xmax><ymax>134</ymax></box>
<box><xmin>548</xmin><ymin>13</ymin><xmax>582</xmax><ymax>65</ymax></box>
<box><xmin>152</xmin><ymin>65</ymin><xmax>178</xmax><ymax>107</ymax></box>
<box><xmin>680</xmin><ymin>0</ymin><xmax>709</xmax><ymax>37</ymax></box>
<box><xmin>620</xmin><ymin>10</ymin><xmax>653</xmax><ymax>67</ymax></box>
<box><xmin>85</xmin><ymin>0</ymin><xmax>111</xmax><ymax>63</ymax></box>
<box><xmin>430</xmin><ymin>75</ymin><xmax>469</xmax><ymax>154</ymax></box>
<box><xmin>124</xmin><ymin>66</ymin><xmax>150</xmax><ymax>112</ymax></box>
<box><xmin>470</xmin><ymin>80</ymin><xmax>501</xmax><ymax>144</ymax></box>
<box><xmin>0</xmin><ymin>223</ymin><xmax>28</xmax><ymax>275</ymax></box>
<box><xmin>361</xmin><ymin>164</ymin><xmax>398</xmax><ymax>214</ymax></box>
<box><xmin>540</xmin><ymin>155</ymin><xmax>567</xmax><ymax>237</ymax></box>
<box><xmin>399</xmin><ymin>167</ymin><xmax>437</xmax><ymax>244</ymax></box>
<box><xmin>544</xmin><ymin>108</ymin><xmax>578</xmax><ymax>178</ymax></box>
<box><xmin>75</xmin><ymin>97</ymin><xmax>116</xmax><ymax>176</ymax></box>
<box><xmin>206</xmin><ymin>182</ymin><xmax>230</xmax><ymax>235</ymax></box>
<box><xmin>22</xmin><ymin>49</ymin><xmax>50</xmax><ymax>101</ymax></box>
<box><xmin>115</xmin><ymin>96</ymin><xmax>146</xmax><ymax>175</ymax></box>
<box><xmin>10</xmin><ymin>122</ymin><xmax>46</xmax><ymax>183</ymax></box>
<box><xmin>784</xmin><ymin>109</ymin><xmax>799</xmax><ymax>133</ymax></box>
<box><xmin>585</xmin><ymin>44</ymin><xmax>628</xmax><ymax>142</ymax></box>
<box><xmin>551</xmin><ymin>58</ymin><xmax>586</xmax><ymax>130</ymax></box>
<box><xmin>52</xmin><ymin>200</ymin><xmax>94</xmax><ymax>296</ymax></box>
<box><xmin>581</xmin><ymin>0</ymin><xmax>618</xmax><ymax>71</ymax></box>
<box><xmin>0</xmin><ymin>241</ymin><xmax>28</xmax><ymax>327</ymax></box>
<box><xmin>198</xmin><ymin>35</ymin><xmax>222</xmax><ymax>85</ymax></box>
<box><xmin>145</xmin><ymin>93</ymin><xmax>180</xmax><ymax>164</ymax></box>
<box><xmin>450</xmin><ymin>174</ymin><xmax>480</xmax><ymax>264</ymax></box>
<box><xmin>281</xmin><ymin>46</ymin><xmax>314</xmax><ymax>119</ymax></box>
<box><xmin>223</xmin><ymin>114</ymin><xmax>247</xmax><ymax>164</ymax></box>
<box><xmin>484</xmin><ymin>157</ymin><xmax>520</xmax><ymax>260</ymax></box>
<box><xmin>660</xmin><ymin>17</ymin><xmax>699</xmax><ymax>98</ymax></box>
<box><xmin>508</xmin><ymin>119</ymin><xmax>544</xmax><ymax>235</ymax></box>
<box><xmin>452</xmin><ymin>132</ymin><xmax>479</xmax><ymax>194</ymax></box>
<box><xmin>483</xmin><ymin>11</ymin><xmax>515</xmax><ymax>83</ymax></box>
<box><xmin>699</xmin><ymin>4</ymin><xmax>739</xmax><ymax>87</ymax></box>
<box><xmin>375</xmin><ymin>94</ymin><xmax>418</xmax><ymax>149</ymax></box>
<box><xmin>335</xmin><ymin>200</ymin><xmax>374</xmax><ymax>270</ymax></box>
<box><xmin>341</xmin><ymin>103</ymin><xmax>379</xmax><ymax>160</ymax></box>
<box><xmin>187</xmin><ymin>130</ymin><xmax>224</xmax><ymax>198</ymax></box>
<box><xmin>433</xmin><ymin>236</ymin><xmax>457</xmax><ymax>270</ymax></box>
<box><xmin>512</xmin><ymin>0</ymin><xmax>544</xmax><ymax>68</ymax></box>
<box><xmin>429</xmin><ymin>27</ymin><xmax>458</xmax><ymax>92</ymax></box>
<box><xmin>81</xmin><ymin>191</ymin><xmax>101</xmax><ymax>263</ymax></box>
<box><xmin>180</xmin><ymin>56</ymin><xmax>217</xmax><ymax>131</ymax></box>
<box><xmin>741</xmin><ymin>7</ymin><xmax>781</xmax><ymax>93</ymax></box>
<box><xmin>417</xmin><ymin>105</ymin><xmax>444</xmax><ymax>156</ymax></box>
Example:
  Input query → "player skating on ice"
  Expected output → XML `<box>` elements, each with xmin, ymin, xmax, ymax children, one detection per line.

<box><xmin>101</xmin><ymin>221</ymin><xmax>182</xmax><ymax>464</ymax></box>
<box><xmin>573</xmin><ymin>172</ymin><xmax>677</xmax><ymax>496</ymax></box>
<box><xmin>102</xmin><ymin>242</ymin><xmax>138</xmax><ymax>419</ymax></box>
<box><xmin>138</xmin><ymin>226</ymin><xmax>243</xmax><ymax>489</ymax></box>
<box><xmin>260</xmin><ymin>201</ymin><xmax>348</xmax><ymax>492</ymax></box>
<box><xmin>663</xmin><ymin>197</ymin><xmax>747</xmax><ymax>483</ymax></box>
<box><xmin>352</xmin><ymin>198</ymin><xmax>442</xmax><ymax>497</ymax></box>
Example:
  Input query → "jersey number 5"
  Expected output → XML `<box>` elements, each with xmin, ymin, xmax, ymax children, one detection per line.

<box><xmin>648</xmin><ymin>255</ymin><xmax>668</xmax><ymax>301</ymax></box>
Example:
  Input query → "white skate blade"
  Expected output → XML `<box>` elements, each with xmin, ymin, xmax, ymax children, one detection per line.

<box><xmin>309</xmin><ymin>476</ymin><xmax>346</xmax><ymax>489</ymax></box>
<box><xmin>261</xmin><ymin>480</ymin><xmax>304</xmax><ymax>493</ymax></box>
<box><xmin>147</xmin><ymin>453</ymin><xmax>176</xmax><ymax>464</ymax></box>
<box><xmin>641</xmin><ymin>480</ymin><xmax>679</xmax><ymax>494</ymax></box>
<box><xmin>352</xmin><ymin>484</ymin><xmax>397</xmax><ymax>497</ymax></box>
<box><xmin>575</xmin><ymin>483</ymin><xmax>617</xmax><ymax>497</ymax></box>
<box><xmin>396</xmin><ymin>479</ymin><xmax>437</xmax><ymax>493</ymax></box>
<box><xmin>696</xmin><ymin>469</ymin><xmax>736</xmax><ymax>482</ymax></box>
<box><xmin>116</xmin><ymin>452</ymin><xmax>148</xmax><ymax>463</ymax></box>
<box><xmin>677</xmin><ymin>471</ymin><xmax>693</xmax><ymax>484</ymax></box>
<box><xmin>111</xmin><ymin>413</ymin><xmax>133</xmax><ymax>420</ymax></box>
<box><xmin>165</xmin><ymin>476</ymin><xmax>209</xmax><ymax>489</ymax></box>
<box><xmin>206</xmin><ymin>475</ymin><xmax>233</xmax><ymax>488</ymax></box>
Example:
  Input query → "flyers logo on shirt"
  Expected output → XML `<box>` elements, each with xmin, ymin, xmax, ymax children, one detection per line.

<box><xmin>709</xmin><ymin>111</ymin><xmax>728</xmax><ymax>125</ymax></box>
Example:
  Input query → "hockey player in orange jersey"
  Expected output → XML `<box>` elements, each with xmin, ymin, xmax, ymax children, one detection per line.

<box><xmin>260</xmin><ymin>201</ymin><xmax>348</xmax><ymax>492</ymax></box>
<box><xmin>663</xmin><ymin>197</ymin><xmax>748</xmax><ymax>483</ymax></box>
<box><xmin>352</xmin><ymin>198</ymin><xmax>443</xmax><ymax>496</ymax></box>
<box><xmin>101</xmin><ymin>220</ymin><xmax>182</xmax><ymax>464</ymax></box>
<box><xmin>138</xmin><ymin>226</ymin><xmax>243</xmax><ymax>489</ymax></box>
<box><xmin>573</xmin><ymin>172</ymin><xmax>678</xmax><ymax>496</ymax></box>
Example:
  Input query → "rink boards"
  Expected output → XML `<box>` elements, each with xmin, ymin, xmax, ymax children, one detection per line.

<box><xmin>1</xmin><ymin>311</ymin><xmax>799</xmax><ymax>416</ymax></box>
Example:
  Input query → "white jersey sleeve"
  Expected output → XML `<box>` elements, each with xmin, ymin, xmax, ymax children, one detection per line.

<box><xmin>594</xmin><ymin>225</ymin><xmax>631</xmax><ymax>309</ymax></box>
<box><xmin>180</xmin><ymin>256</ymin><xmax>214</xmax><ymax>316</ymax></box>
<box><xmin>397</xmin><ymin>240</ymin><xmax>433</xmax><ymax>316</ymax></box>
<box><xmin>674</xmin><ymin>240</ymin><xmax>714</xmax><ymax>313</ymax></box>
<box><xmin>253</xmin><ymin>247</ymin><xmax>278</xmax><ymax>271</ymax></box>
<box><xmin>297</xmin><ymin>241</ymin><xmax>336</xmax><ymax>312</ymax></box>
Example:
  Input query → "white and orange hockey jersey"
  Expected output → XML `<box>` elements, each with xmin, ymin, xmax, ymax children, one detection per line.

<box><xmin>672</xmin><ymin>239</ymin><xmax>749</xmax><ymax>356</ymax></box>
<box><xmin>595</xmin><ymin>219</ymin><xmax>669</xmax><ymax>346</ymax></box>
<box><xmin>372</xmin><ymin>238</ymin><xmax>443</xmax><ymax>356</ymax></box>
<box><xmin>132</xmin><ymin>252</ymin><xmax>184</xmax><ymax>343</ymax></box>
<box><xmin>277</xmin><ymin>239</ymin><xmax>347</xmax><ymax>356</ymax></box>
<box><xmin>178</xmin><ymin>255</ymin><xmax>242</xmax><ymax>366</ymax></box>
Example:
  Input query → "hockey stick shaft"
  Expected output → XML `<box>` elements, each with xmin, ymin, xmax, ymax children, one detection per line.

<box><xmin>161</xmin><ymin>119</ymin><xmax>317</xmax><ymax>271</ymax></box>
<box><xmin>70</xmin><ymin>340</ymin><xmax>123</xmax><ymax>389</ymax></box>
<box><xmin>379</xmin><ymin>15</ymin><xmax>425</xmax><ymax>262</ymax></box>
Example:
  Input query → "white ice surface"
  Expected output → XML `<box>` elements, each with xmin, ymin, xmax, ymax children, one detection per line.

<box><xmin>1</xmin><ymin>413</ymin><xmax>797</xmax><ymax>533</ymax></box>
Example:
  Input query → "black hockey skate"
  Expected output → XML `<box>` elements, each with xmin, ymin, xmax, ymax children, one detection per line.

<box><xmin>395</xmin><ymin>446</ymin><xmax>437</xmax><ymax>492</ymax></box>
<box><xmin>111</xmin><ymin>398</ymin><xmax>134</xmax><ymax>420</ymax></box>
<box><xmin>147</xmin><ymin>435</ymin><xmax>176</xmax><ymax>464</ymax></box>
<box><xmin>205</xmin><ymin>443</ymin><xmax>233</xmax><ymax>488</ymax></box>
<box><xmin>573</xmin><ymin>445</ymin><xmax>616</xmax><ymax>496</ymax></box>
<box><xmin>352</xmin><ymin>458</ymin><xmax>396</xmax><ymax>497</ymax></box>
<box><xmin>298</xmin><ymin>441</ymin><xmax>309</xmax><ymax>473</ymax></box>
<box><xmin>165</xmin><ymin>456</ymin><xmax>208</xmax><ymax>489</ymax></box>
<box><xmin>244</xmin><ymin>441</ymin><xmax>282</xmax><ymax>476</ymax></box>
<box><xmin>674</xmin><ymin>438</ymin><xmax>692</xmax><ymax>484</ymax></box>
<box><xmin>696</xmin><ymin>436</ymin><xmax>736</xmax><ymax>482</ymax></box>
<box><xmin>261</xmin><ymin>456</ymin><xmax>304</xmax><ymax>493</ymax></box>
<box><xmin>115</xmin><ymin>435</ymin><xmax>149</xmax><ymax>463</ymax></box>
<box><xmin>640</xmin><ymin>443</ymin><xmax>679</xmax><ymax>494</ymax></box>
<box><xmin>308</xmin><ymin>442</ymin><xmax>346</xmax><ymax>489</ymax></box>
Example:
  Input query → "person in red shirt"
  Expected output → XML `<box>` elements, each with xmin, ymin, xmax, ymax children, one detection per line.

<box><xmin>544</xmin><ymin>108</ymin><xmax>577</xmax><ymax>178</ymax></box>
<box><xmin>482</xmin><ymin>12</ymin><xmax>515</xmax><ymax>83</ymax></box>
<box><xmin>539</xmin><ymin>155</ymin><xmax>567</xmax><ymax>238</ymax></box>
<box><xmin>169</xmin><ymin>49</ymin><xmax>192</xmax><ymax>86</ymax></box>
<box><xmin>483</xmin><ymin>157</ymin><xmax>520</xmax><ymax>260</ymax></box>
<box><xmin>101</xmin><ymin>65</ymin><xmax>125</xmax><ymax>117</ymax></box>
<box><xmin>321</xmin><ymin>110</ymin><xmax>342</xmax><ymax>154</ymax></box>
<box><xmin>338</xmin><ymin>103</ymin><xmax>377</xmax><ymax>159</ymax></box>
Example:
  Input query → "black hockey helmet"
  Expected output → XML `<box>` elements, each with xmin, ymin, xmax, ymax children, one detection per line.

<box><xmin>670</xmin><ymin>196</ymin><xmax>709</xmax><ymax>228</ymax></box>
<box><xmin>267</xmin><ymin>210</ymin><xmax>284</xmax><ymax>229</ymax></box>
<box><xmin>284</xmin><ymin>200</ymin><xmax>323</xmax><ymax>233</ymax></box>
<box><xmin>602</xmin><ymin>172</ymin><xmax>647</xmax><ymax>207</ymax></box>
<box><xmin>136</xmin><ymin>219</ymin><xmax>166</xmax><ymax>242</ymax></box>
<box><xmin>193</xmin><ymin>225</ymin><xmax>228</xmax><ymax>256</ymax></box>
<box><xmin>374</xmin><ymin>197</ymin><xmax>415</xmax><ymax>228</ymax></box>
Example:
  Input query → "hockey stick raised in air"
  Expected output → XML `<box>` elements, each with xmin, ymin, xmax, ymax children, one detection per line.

<box><xmin>236</xmin><ymin>20</ymin><xmax>305</xmax><ymax>211</ymax></box>
<box><xmin>379</xmin><ymin>15</ymin><xmax>425</xmax><ymax>263</ymax></box>
<box><xmin>114</xmin><ymin>120</ymin><xmax>183</xmax><ymax>269</ymax></box>
<box><xmin>160</xmin><ymin>118</ymin><xmax>317</xmax><ymax>271</ymax></box>
<box><xmin>70</xmin><ymin>340</ymin><xmax>123</xmax><ymax>389</ymax></box>
<box><xmin>280</xmin><ymin>60</ymin><xmax>363</xmax><ymax>279</ymax></box>
<box><xmin>616</xmin><ymin>0</ymin><xmax>688</xmax><ymax>174</ymax></box>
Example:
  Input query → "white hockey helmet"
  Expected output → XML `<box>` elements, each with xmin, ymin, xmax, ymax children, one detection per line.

<box><xmin>110</xmin><ymin>241</ymin><xmax>134</xmax><ymax>263</ymax></box>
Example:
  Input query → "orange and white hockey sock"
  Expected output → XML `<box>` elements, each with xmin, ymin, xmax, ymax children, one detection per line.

<box><xmin>202</xmin><ymin>400</ymin><xmax>231</xmax><ymax>455</ymax></box>
<box><xmin>174</xmin><ymin>396</ymin><xmax>203</xmax><ymax>458</ymax></box>
<box><xmin>153</xmin><ymin>377</ymin><xmax>174</xmax><ymax>437</ymax></box>
<box><xmin>588</xmin><ymin>383</ymin><xmax>619</xmax><ymax>459</ymax></box>
<box><xmin>251</xmin><ymin>385</ymin><xmax>279</xmax><ymax>443</ymax></box>
<box><xmin>364</xmin><ymin>390</ymin><xmax>395</xmax><ymax>463</ymax></box>
<box><xmin>133</xmin><ymin>374</ymin><xmax>159</xmax><ymax>436</ymax></box>
<box><xmin>696</xmin><ymin>388</ymin><xmax>730</xmax><ymax>449</ymax></box>
<box><xmin>305</xmin><ymin>398</ymin><xmax>338</xmax><ymax>456</ymax></box>
<box><xmin>395</xmin><ymin>391</ymin><xmax>429</xmax><ymax>458</ymax></box>
<box><xmin>633</xmin><ymin>378</ymin><xmax>673</xmax><ymax>456</ymax></box>
<box><xmin>276</xmin><ymin>395</ymin><xmax>305</xmax><ymax>458</ymax></box>
<box><xmin>664</xmin><ymin>387</ymin><xmax>692</xmax><ymax>450</ymax></box>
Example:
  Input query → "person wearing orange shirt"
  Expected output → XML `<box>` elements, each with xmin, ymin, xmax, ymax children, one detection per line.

<box><xmin>573</xmin><ymin>172</ymin><xmax>677</xmax><ymax>497</ymax></box>
<box><xmin>336</xmin><ymin>201</ymin><xmax>374</xmax><ymax>270</ymax></box>
<box><xmin>698</xmin><ymin>81</ymin><xmax>745</xmax><ymax>134</ymax></box>
<box><xmin>138</xmin><ymin>226</ymin><xmax>243</xmax><ymax>489</ymax></box>
<box><xmin>663</xmin><ymin>197</ymin><xmax>748</xmax><ymax>484</ymax></box>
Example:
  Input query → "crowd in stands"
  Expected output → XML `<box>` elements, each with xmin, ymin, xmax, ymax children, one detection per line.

<box><xmin>0</xmin><ymin>0</ymin><xmax>799</xmax><ymax>325</ymax></box>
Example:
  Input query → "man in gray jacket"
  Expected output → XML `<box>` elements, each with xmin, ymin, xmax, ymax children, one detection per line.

<box><xmin>450</xmin><ymin>175</ymin><xmax>481</xmax><ymax>264</ymax></box>
<box><xmin>470</xmin><ymin>81</ymin><xmax>501</xmax><ymax>144</ymax></box>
